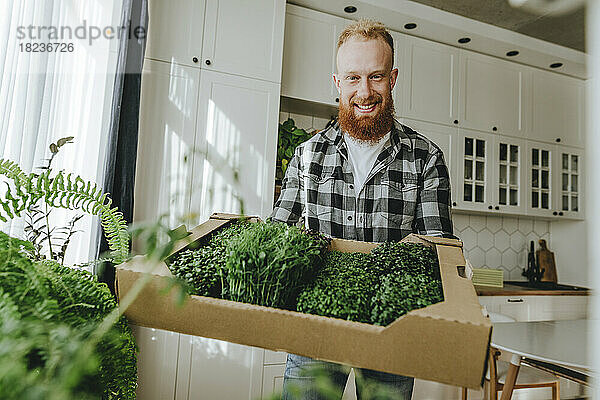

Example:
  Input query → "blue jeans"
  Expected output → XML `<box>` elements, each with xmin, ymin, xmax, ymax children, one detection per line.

<box><xmin>281</xmin><ymin>354</ymin><xmax>414</xmax><ymax>400</ymax></box>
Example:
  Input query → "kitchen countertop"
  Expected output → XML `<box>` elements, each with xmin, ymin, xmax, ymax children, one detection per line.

<box><xmin>475</xmin><ymin>282</ymin><xmax>591</xmax><ymax>296</ymax></box>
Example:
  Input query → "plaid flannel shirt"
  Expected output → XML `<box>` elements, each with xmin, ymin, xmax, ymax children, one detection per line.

<box><xmin>270</xmin><ymin>119</ymin><xmax>454</xmax><ymax>242</ymax></box>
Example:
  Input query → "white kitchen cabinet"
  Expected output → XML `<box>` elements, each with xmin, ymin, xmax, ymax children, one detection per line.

<box><xmin>456</xmin><ymin>129</ymin><xmax>494</xmax><ymax>212</ymax></box>
<box><xmin>134</xmin><ymin>59</ymin><xmax>200</xmax><ymax>228</ymax></box>
<box><xmin>264</xmin><ymin>350</ymin><xmax>288</xmax><ymax>364</ymax></box>
<box><xmin>456</xmin><ymin>130</ymin><xmax>527</xmax><ymax>215</ymax></box>
<box><xmin>478</xmin><ymin>295</ymin><xmax>589</xmax><ymax>322</ymax></box>
<box><xmin>262</xmin><ymin>364</ymin><xmax>286</xmax><ymax>398</ymax></box>
<box><xmin>555</xmin><ymin>146</ymin><xmax>584</xmax><ymax>219</ymax></box>
<box><xmin>530</xmin><ymin>69</ymin><xmax>585</xmax><ymax>148</ymax></box>
<box><xmin>146</xmin><ymin>0</ymin><xmax>285</xmax><ymax>83</ymax></box>
<box><xmin>459</xmin><ymin>50</ymin><xmax>528</xmax><ymax>137</ymax></box>
<box><xmin>526</xmin><ymin>140</ymin><xmax>555</xmax><ymax>218</ymax></box>
<box><xmin>182</xmin><ymin>336</ymin><xmax>264</xmax><ymax>400</ymax></box>
<box><xmin>493</xmin><ymin>137</ymin><xmax>527</xmax><ymax>215</ymax></box>
<box><xmin>281</xmin><ymin>5</ymin><xmax>349</xmax><ymax>106</ymax></box>
<box><xmin>536</xmin><ymin>295</ymin><xmax>589</xmax><ymax>320</ymax></box>
<box><xmin>201</xmin><ymin>0</ymin><xmax>285</xmax><ymax>82</ymax></box>
<box><xmin>189</xmin><ymin>69</ymin><xmax>280</xmax><ymax>223</ymax></box>
<box><xmin>133</xmin><ymin>326</ymin><xmax>180</xmax><ymax>400</ymax></box>
<box><xmin>400</xmin><ymin>34</ymin><xmax>459</xmax><ymax>126</ymax></box>
<box><xmin>139</xmin><ymin>0</ymin><xmax>285</xmax><ymax>228</ymax></box>
<box><xmin>400</xmin><ymin>118</ymin><xmax>458</xmax><ymax>206</ymax></box>
<box><xmin>498</xmin><ymin>296</ymin><xmax>536</xmax><ymax>321</ymax></box>
<box><xmin>145</xmin><ymin>0</ymin><xmax>206</xmax><ymax>67</ymax></box>
<box><xmin>390</xmin><ymin>31</ymin><xmax>407</xmax><ymax>116</ymax></box>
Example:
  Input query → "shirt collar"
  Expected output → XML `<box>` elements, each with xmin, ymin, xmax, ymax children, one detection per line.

<box><xmin>323</xmin><ymin>118</ymin><xmax>413</xmax><ymax>153</ymax></box>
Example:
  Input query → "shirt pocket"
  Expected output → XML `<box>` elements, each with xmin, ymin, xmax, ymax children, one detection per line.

<box><xmin>305</xmin><ymin>169</ymin><xmax>337</xmax><ymax>218</ymax></box>
<box><xmin>377</xmin><ymin>176</ymin><xmax>420</xmax><ymax>230</ymax></box>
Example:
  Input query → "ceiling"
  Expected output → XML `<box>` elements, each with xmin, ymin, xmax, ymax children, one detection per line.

<box><xmin>409</xmin><ymin>0</ymin><xmax>585</xmax><ymax>52</ymax></box>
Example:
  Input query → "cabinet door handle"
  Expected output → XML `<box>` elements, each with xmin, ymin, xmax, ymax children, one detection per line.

<box><xmin>507</xmin><ymin>298</ymin><xmax>524</xmax><ymax>303</ymax></box>
<box><xmin>488</xmin><ymin>205</ymin><xmax>493</xmax><ymax>210</ymax></box>
<box><xmin>495</xmin><ymin>206</ymin><xmax>500</xmax><ymax>210</ymax></box>
<box><xmin>453</xmin><ymin>119</ymin><xmax>459</xmax><ymax>124</ymax></box>
<box><xmin>205</xmin><ymin>59</ymin><xmax>212</xmax><ymax>66</ymax></box>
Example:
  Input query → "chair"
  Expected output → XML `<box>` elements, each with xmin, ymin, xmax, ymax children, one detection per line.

<box><xmin>461</xmin><ymin>347</ymin><xmax>560</xmax><ymax>399</ymax></box>
<box><xmin>461</xmin><ymin>312</ymin><xmax>560</xmax><ymax>400</ymax></box>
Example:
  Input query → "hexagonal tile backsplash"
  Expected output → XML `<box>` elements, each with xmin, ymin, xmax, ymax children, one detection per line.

<box><xmin>453</xmin><ymin>214</ymin><xmax>550</xmax><ymax>281</ymax></box>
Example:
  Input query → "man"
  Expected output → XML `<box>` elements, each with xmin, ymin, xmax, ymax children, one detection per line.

<box><xmin>271</xmin><ymin>19</ymin><xmax>454</xmax><ymax>399</ymax></box>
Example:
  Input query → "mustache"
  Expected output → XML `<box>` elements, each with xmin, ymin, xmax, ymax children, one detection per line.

<box><xmin>352</xmin><ymin>95</ymin><xmax>382</xmax><ymax>105</ymax></box>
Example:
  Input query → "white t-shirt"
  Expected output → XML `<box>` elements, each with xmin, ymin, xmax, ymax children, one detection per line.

<box><xmin>343</xmin><ymin>131</ymin><xmax>391</xmax><ymax>197</ymax></box>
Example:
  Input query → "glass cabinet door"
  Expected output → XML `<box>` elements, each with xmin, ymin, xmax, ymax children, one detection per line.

<box><xmin>527</xmin><ymin>142</ymin><xmax>554</xmax><ymax>217</ymax></box>
<box><xmin>556</xmin><ymin>147</ymin><xmax>584</xmax><ymax>219</ymax></box>
<box><xmin>457</xmin><ymin>130</ymin><xmax>494</xmax><ymax>212</ymax></box>
<box><xmin>496</xmin><ymin>138</ymin><xmax>526</xmax><ymax>214</ymax></box>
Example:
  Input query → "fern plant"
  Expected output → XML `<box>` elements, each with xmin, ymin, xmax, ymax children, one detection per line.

<box><xmin>0</xmin><ymin>141</ymin><xmax>129</xmax><ymax>264</ymax></box>
<box><xmin>0</xmin><ymin>231</ymin><xmax>137</xmax><ymax>399</ymax></box>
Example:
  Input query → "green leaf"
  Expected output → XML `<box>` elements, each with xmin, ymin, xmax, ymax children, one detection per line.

<box><xmin>284</xmin><ymin>148</ymin><xmax>293</xmax><ymax>158</ymax></box>
<box><xmin>281</xmin><ymin>119</ymin><xmax>295</xmax><ymax>132</ymax></box>
<box><xmin>168</xmin><ymin>225</ymin><xmax>190</xmax><ymax>241</ymax></box>
<box><xmin>49</xmin><ymin>143</ymin><xmax>58</xmax><ymax>153</ymax></box>
<box><xmin>57</xmin><ymin>136</ymin><xmax>75</xmax><ymax>147</ymax></box>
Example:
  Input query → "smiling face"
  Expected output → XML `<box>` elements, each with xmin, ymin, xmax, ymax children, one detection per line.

<box><xmin>333</xmin><ymin>36</ymin><xmax>398</xmax><ymax>143</ymax></box>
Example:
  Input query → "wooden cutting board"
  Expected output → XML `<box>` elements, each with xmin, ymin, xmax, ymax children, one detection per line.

<box><xmin>537</xmin><ymin>239</ymin><xmax>558</xmax><ymax>283</ymax></box>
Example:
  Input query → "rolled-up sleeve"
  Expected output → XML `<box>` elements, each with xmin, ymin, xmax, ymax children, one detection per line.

<box><xmin>270</xmin><ymin>146</ymin><xmax>305</xmax><ymax>225</ymax></box>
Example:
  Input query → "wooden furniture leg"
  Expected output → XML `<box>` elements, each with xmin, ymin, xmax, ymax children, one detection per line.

<box><xmin>552</xmin><ymin>380</ymin><xmax>560</xmax><ymax>400</ymax></box>
<box><xmin>500</xmin><ymin>354</ymin><xmax>522</xmax><ymax>400</ymax></box>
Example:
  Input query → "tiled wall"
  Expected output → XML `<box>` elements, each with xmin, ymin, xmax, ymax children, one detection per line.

<box><xmin>278</xmin><ymin>111</ymin><xmax>551</xmax><ymax>281</ymax></box>
<box><xmin>279</xmin><ymin>111</ymin><xmax>332</xmax><ymax>133</ymax></box>
<box><xmin>454</xmin><ymin>214</ymin><xmax>550</xmax><ymax>281</ymax></box>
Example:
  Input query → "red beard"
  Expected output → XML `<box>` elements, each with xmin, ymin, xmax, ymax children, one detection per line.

<box><xmin>338</xmin><ymin>92</ymin><xmax>395</xmax><ymax>144</ymax></box>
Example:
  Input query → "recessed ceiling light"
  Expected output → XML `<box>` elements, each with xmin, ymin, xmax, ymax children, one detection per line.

<box><xmin>344</xmin><ymin>5</ymin><xmax>357</xmax><ymax>13</ymax></box>
<box><xmin>404</xmin><ymin>23</ymin><xmax>417</xmax><ymax>30</ymax></box>
<box><xmin>458</xmin><ymin>37</ymin><xmax>471</xmax><ymax>44</ymax></box>
<box><xmin>506</xmin><ymin>50</ymin><xmax>519</xmax><ymax>57</ymax></box>
<box><xmin>550</xmin><ymin>62</ymin><xmax>563</xmax><ymax>68</ymax></box>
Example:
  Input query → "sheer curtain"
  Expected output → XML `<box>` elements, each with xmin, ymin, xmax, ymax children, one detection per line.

<box><xmin>0</xmin><ymin>0</ymin><xmax>123</xmax><ymax>266</ymax></box>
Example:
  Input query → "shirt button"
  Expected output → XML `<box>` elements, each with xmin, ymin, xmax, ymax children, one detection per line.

<box><xmin>347</xmin><ymin>215</ymin><xmax>353</xmax><ymax>221</ymax></box>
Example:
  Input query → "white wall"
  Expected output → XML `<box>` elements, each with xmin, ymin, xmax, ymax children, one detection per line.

<box><xmin>550</xmin><ymin>219</ymin><xmax>588</xmax><ymax>286</ymax></box>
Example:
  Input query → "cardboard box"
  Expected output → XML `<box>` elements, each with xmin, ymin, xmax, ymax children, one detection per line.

<box><xmin>116</xmin><ymin>214</ymin><xmax>491</xmax><ymax>389</ymax></box>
